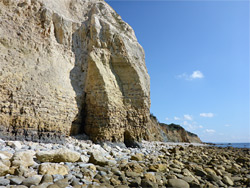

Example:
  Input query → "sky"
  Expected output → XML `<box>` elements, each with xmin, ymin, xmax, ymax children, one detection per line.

<box><xmin>106</xmin><ymin>0</ymin><xmax>250</xmax><ymax>143</ymax></box>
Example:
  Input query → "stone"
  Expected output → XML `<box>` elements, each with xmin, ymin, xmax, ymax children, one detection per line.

<box><xmin>131</xmin><ymin>153</ymin><xmax>144</xmax><ymax>161</ymax></box>
<box><xmin>222</xmin><ymin>176</ymin><xmax>234</xmax><ymax>186</ymax></box>
<box><xmin>149</xmin><ymin>164</ymin><xmax>167</xmax><ymax>172</ymax></box>
<box><xmin>41</xmin><ymin>174</ymin><xmax>53</xmax><ymax>183</ymax></box>
<box><xmin>129</xmin><ymin>177</ymin><xmax>142</xmax><ymax>187</ymax></box>
<box><xmin>30</xmin><ymin>183</ymin><xmax>53</xmax><ymax>188</ymax></box>
<box><xmin>11</xmin><ymin>151</ymin><xmax>35</xmax><ymax>167</ymax></box>
<box><xmin>88</xmin><ymin>151</ymin><xmax>109</xmax><ymax>166</ymax></box>
<box><xmin>80</xmin><ymin>155</ymin><xmax>89</xmax><ymax>163</ymax></box>
<box><xmin>36</xmin><ymin>148</ymin><xmax>80</xmax><ymax>163</ymax></box>
<box><xmin>144</xmin><ymin>172</ymin><xmax>157</xmax><ymax>183</ymax></box>
<box><xmin>167</xmin><ymin>179</ymin><xmax>190</xmax><ymax>188</ymax></box>
<box><xmin>38</xmin><ymin>163</ymin><xmax>68</xmax><ymax>175</ymax></box>
<box><xmin>0</xmin><ymin>177</ymin><xmax>10</xmax><ymax>186</ymax></box>
<box><xmin>0</xmin><ymin>161</ymin><xmax>10</xmax><ymax>176</ymax></box>
<box><xmin>47</xmin><ymin>184</ymin><xmax>60</xmax><ymax>188</ymax></box>
<box><xmin>54</xmin><ymin>178</ymin><xmax>69</xmax><ymax>187</ymax></box>
<box><xmin>9</xmin><ymin>176</ymin><xmax>25</xmax><ymax>185</ymax></box>
<box><xmin>22</xmin><ymin>175</ymin><xmax>42</xmax><ymax>186</ymax></box>
<box><xmin>52</xmin><ymin>174</ymin><xmax>64</xmax><ymax>182</ymax></box>
<box><xmin>194</xmin><ymin>168</ymin><xmax>207</xmax><ymax>177</ymax></box>
<box><xmin>6</xmin><ymin>141</ymin><xmax>22</xmax><ymax>150</ymax></box>
<box><xmin>125</xmin><ymin>171</ymin><xmax>141</xmax><ymax>177</ymax></box>
<box><xmin>121</xmin><ymin>162</ymin><xmax>144</xmax><ymax>174</ymax></box>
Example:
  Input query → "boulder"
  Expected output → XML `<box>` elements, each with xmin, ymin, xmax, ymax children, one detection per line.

<box><xmin>38</xmin><ymin>163</ymin><xmax>68</xmax><ymax>175</ymax></box>
<box><xmin>88</xmin><ymin>151</ymin><xmax>109</xmax><ymax>166</ymax></box>
<box><xmin>168</xmin><ymin>179</ymin><xmax>190</xmax><ymax>188</ymax></box>
<box><xmin>11</xmin><ymin>151</ymin><xmax>35</xmax><ymax>167</ymax></box>
<box><xmin>36</xmin><ymin>148</ymin><xmax>80</xmax><ymax>163</ymax></box>
<box><xmin>22</xmin><ymin>175</ymin><xmax>42</xmax><ymax>186</ymax></box>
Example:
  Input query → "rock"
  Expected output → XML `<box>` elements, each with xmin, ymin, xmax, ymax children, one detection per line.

<box><xmin>79</xmin><ymin>155</ymin><xmax>89</xmax><ymax>163</ymax></box>
<box><xmin>141</xmin><ymin>173</ymin><xmax>158</xmax><ymax>188</ymax></box>
<box><xmin>0</xmin><ymin>151</ymin><xmax>13</xmax><ymax>166</ymax></box>
<box><xmin>41</xmin><ymin>174</ymin><xmax>53</xmax><ymax>183</ymax></box>
<box><xmin>54</xmin><ymin>178</ymin><xmax>69</xmax><ymax>187</ymax></box>
<box><xmin>30</xmin><ymin>183</ymin><xmax>53</xmax><ymax>188</ymax></box>
<box><xmin>131</xmin><ymin>153</ymin><xmax>144</xmax><ymax>161</ymax></box>
<box><xmin>36</xmin><ymin>148</ymin><xmax>80</xmax><ymax>163</ymax></box>
<box><xmin>236</xmin><ymin>157</ymin><xmax>249</xmax><ymax>164</ymax></box>
<box><xmin>204</xmin><ymin>168</ymin><xmax>216</xmax><ymax>175</ymax></box>
<box><xmin>47</xmin><ymin>184</ymin><xmax>60</xmax><ymax>188</ymax></box>
<box><xmin>52</xmin><ymin>174</ymin><xmax>64</xmax><ymax>182</ymax></box>
<box><xmin>0</xmin><ymin>161</ymin><xmax>10</xmax><ymax>176</ymax></box>
<box><xmin>6</xmin><ymin>141</ymin><xmax>22</xmax><ymax>150</ymax></box>
<box><xmin>149</xmin><ymin>164</ymin><xmax>167</xmax><ymax>172</ymax></box>
<box><xmin>0</xmin><ymin>0</ymin><xmax>150</xmax><ymax>144</ymax></box>
<box><xmin>11</xmin><ymin>151</ymin><xmax>35</xmax><ymax>167</ymax></box>
<box><xmin>168</xmin><ymin>179</ymin><xmax>190</xmax><ymax>188</ymax></box>
<box><xmin>22</xmin><ymin>175</ymin><xmax>42</xmax><ymax>186</ymax></box>
<box><xmin>125</xmin><ymin>171</ymin><xmax>141</xmax><ymax>177</ymax></box>
<box><xmin>38</xmin><ymin>163</ymin><xmax>68</xmax><ymax>175</ymax></box>
<box><xmin>88</xmin><ymin>151</ymin><xmax>109</xmax><ymax>166</ymax></box>
<box><xmin>121</xmin><ymin>162</ymin><xmax>144</xmax><ymax>174</ymax></box>
<box><xmin>129</xmin><ymin>177</ymin><xmax>142</xmax><ymax>187</ymax></box>
<box><xmin>110</xmin><ymin>177</ymin><xmax>121</xmax><ymax>186</ymax></box>
<box><xmin>0</xmin><ymin>177</ymin><xmax>10</xmax><ymax>186</ymax></box>
<box><xmin>194</xmin><ymin>168</ymin><xmax>207</xmax><ymax>177</ymax></box>
<box><xmin>144</xmin><ymin>172</ymin><xmax>157</xmax><ymax>183</ymax></box>
<box><xmin>222</xmin><ymin>176</ymin><xmax>234</xmax><ymax>186</ymax></box>
<box><xmin>9</xmin><ymin>176</ymin><xmax>25</xmax><ymax>185</ymax></box>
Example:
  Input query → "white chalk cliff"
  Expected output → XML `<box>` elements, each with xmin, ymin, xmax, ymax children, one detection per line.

<box><xmin>0</xmin><ymin>0</ymin><xmax>151</xmax><ymax>143</ymax></box>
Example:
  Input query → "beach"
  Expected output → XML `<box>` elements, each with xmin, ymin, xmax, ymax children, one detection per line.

<box><xmin>0</xmin><ymin>137</ymin><xmax>249</xmax><ymax>188</ymax></box>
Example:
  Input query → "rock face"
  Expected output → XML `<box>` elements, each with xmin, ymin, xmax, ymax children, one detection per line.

<box><xmin>148</xmin><ymin>115</ymin><xmax>202</xmax><ymax>143</ymax></box>
<box><xmin>0</xmin><ymin>0</ymin><xmax>150</xmax><ymax>142</ymax></box>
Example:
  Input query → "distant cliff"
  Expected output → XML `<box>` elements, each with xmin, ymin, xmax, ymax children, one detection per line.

<box><xmin>147</xmin><ymin>115</ymin><xmax>202</xmax><ymax>143</ymax></box>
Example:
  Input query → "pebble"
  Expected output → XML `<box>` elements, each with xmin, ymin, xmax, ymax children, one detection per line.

<box><xmin>0</xmin><ymin>137</ymin><xmax>247</xmax><ymax>187</ymax></box>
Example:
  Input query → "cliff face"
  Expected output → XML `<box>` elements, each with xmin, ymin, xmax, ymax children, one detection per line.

<box><xmin>148</xmin><ymin>115</ymin><xmax>202</xmax><ymax>143</ymax></box>
<box><xmin>0</xmin><ymin>0</ymin><xmax>150</xmax><ymax>143</ymax></box>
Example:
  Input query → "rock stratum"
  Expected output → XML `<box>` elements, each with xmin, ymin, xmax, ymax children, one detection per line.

<box><xmin>0</xmin><ymin>0</ymin><xmax>150</xmax><ymax>143</ymax></box>
<box><xmin>0</xmin><ymin>0</ymin><xmax>202</xmax><ymax>144</ymax></box>
<box><xmin>148</xmin><ymin>115</ymin><xmax>202</xmax><ymax>143</ymax></box>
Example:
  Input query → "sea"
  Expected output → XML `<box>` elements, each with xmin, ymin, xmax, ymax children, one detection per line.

<box><xmin>213</xmin><ymin>143</ymin><xmax>250</xmax><ymax>149</ymax></box>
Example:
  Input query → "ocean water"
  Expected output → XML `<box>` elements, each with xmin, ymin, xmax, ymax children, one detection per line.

<box><xmin>214</xmin><ymin>143</ymin><xmax>250</xmax><ymax>149</ymax></box>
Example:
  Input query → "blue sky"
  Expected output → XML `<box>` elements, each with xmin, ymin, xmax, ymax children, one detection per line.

<box><xmin>106</xmin><ymin>0</ymin><xmax>250</xmax><ymax>143</ymax></box>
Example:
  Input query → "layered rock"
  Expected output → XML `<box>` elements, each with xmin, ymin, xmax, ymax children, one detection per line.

<box><xmin>0</xmin><ymin>0</ymin><xmax>150</xmax><ymax>142</ymax></box>
<box><xmin>148</xmin><ymin>115</ymin><xmax>202</xmax><ymax>143</ymax></box>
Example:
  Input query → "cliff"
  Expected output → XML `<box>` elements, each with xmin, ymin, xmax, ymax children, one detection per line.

<box><xmin>0</xmin><ymin>0</ymin><xmax>150</xmax><ymax>143</ymax></box>
<box><xmin>148</xmin><ymin>115</ymin><xmax>202</xmax><ymax>143</ymax></box>
<box><xmin>0</xmin><ymin>0</ymin><xmax>202</xmax><ymax>145</ymax></box>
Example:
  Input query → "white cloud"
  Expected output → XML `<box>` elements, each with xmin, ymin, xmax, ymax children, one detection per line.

<box><xmin>190</xmin><ymin>70</ymin><xmax>204</xmax><ymax>79</ymax></box>
<box><xmin>177</xmin><ymin>70</ymin><xmax>204</xmax><ymax>81</ymax></box>
<box><xmin>200</xmin><ymin>113</ymin><xmax>214</xmax><ymax>118</ymax></box>
<box><xmin>224</xmin><ymin>124</ymin><xmax>231</xmax><ymax>127</ymax></box>
<box><xmin>204</xmin><ymin>129</ymin><xmax>215</xmax><ymax>133</ymax></box>
<box><xmin>182</xmin><ymin>121</ymin><xmax>203</xmax><ymax>131</ymax></box>
<box><xmin>184</xmin><ymin>114</ymin><xmax>193</xmax><ymax>121</ymax></box>
<box><xmin>174</xmin><ymin>116</ymin><xmax>180</xmax><ymax>120</ymax></box>
<box><xmin>165</xmin><ymin>117</ymin><xmax>169</xmax><ymax>120</ymax></box>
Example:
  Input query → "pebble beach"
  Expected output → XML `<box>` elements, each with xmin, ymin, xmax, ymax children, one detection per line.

<box><xmin>0</xmin><ymin>137</ymin><xmax>249</xmax><ymax>188</ymax></box>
